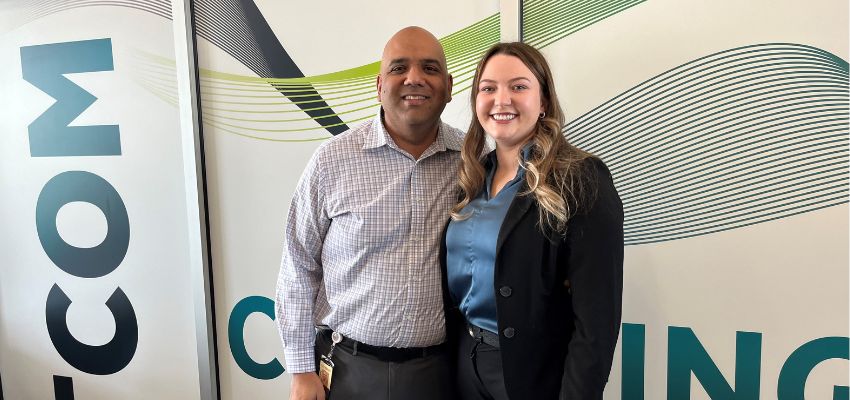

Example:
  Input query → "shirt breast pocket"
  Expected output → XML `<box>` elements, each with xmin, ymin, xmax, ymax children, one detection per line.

<box><xmin>327</xmin><ymin>193</ymin><xmax>411</xmax><ymax>252</ymax></box>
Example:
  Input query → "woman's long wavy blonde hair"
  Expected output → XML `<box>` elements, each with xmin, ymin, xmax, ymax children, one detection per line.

<box><xmin>451</xmin><ymin>42</ymin><xmax>595</xmax><ymax>234</ymax></box>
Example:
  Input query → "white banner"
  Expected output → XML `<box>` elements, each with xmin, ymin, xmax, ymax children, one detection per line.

<box><xmin>0</xmin><ymin>2</ymin><xmax>203</xmax><ymax>399</ymax></box>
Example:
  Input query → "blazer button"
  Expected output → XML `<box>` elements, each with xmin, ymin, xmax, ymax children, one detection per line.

<box><xmin>499</xmin><ymin>286</ymin><xmax>512</xmax><ymax>297</ymax></box>
<box><xmin>503</xmin><ymin>327</ymin><xmax>515</xmax><ymax>338</ymax></box>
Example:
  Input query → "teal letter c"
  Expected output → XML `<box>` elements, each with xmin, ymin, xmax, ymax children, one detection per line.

<box><xmin>228</xmin><ymin>296</ymin><xmax>284</xmax><ymax>380</ymax></box>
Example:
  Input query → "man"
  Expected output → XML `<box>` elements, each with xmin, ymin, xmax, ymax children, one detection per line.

<box><xmin>275</xmin><ymin>26</ymin><xmax>462</xmax><ymax>400</ymax></box>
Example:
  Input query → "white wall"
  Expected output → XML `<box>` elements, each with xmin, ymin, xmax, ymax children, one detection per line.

<box><xmin>1</xmin><ymin>0</ymin><xmax>846</xmax><ymax>398</ymax></box>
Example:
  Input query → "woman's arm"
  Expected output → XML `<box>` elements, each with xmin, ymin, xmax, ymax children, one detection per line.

<box><xmin>560</xmin><ymin>159</ymin><xmax>625</xmax><ymax>399</ymax></box>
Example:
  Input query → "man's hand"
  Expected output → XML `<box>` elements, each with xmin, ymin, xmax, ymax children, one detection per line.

<box><xmin>289</xmin><ymin>372</ymin><xmax>325</xmax><ymax>400</ymax></box>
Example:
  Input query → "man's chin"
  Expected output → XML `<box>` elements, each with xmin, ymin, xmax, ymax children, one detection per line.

<box><xmin>388</xmin><ymin>112</ymin><xmax>440</xmax><ymax>127</ymax></box>
<box><xmin>405</xmin><ymin>116</ymin><xmax>442</xmax><ymax>128</ymax></box>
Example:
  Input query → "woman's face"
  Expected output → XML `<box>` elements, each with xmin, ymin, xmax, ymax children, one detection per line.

<box><xmin>475</xmin><ymin>54</ymin><xmax>545</xmax><ymax>150</ymax></box>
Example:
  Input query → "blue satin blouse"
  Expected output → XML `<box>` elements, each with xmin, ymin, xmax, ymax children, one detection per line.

<box><xmin>446</xmin><ymin>150</ymin><xmax>527</xmax><ymax>333</ymax></box>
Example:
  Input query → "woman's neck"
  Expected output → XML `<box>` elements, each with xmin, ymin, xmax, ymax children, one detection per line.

<box><xmin>491</xmin><ymin>145</ymin><xmax>522</xmax><ymax>197</ymax></box>
<box><xmin>496</xmin><ymin>146</ymin><xmax>520</xmax><ymax>172</ymax></box>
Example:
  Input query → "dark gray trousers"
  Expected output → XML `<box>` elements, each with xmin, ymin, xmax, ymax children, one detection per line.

<box><xmin>456</xmin><ymin>325</ymin><xmax>510</xmax><ymax>400</ymax></box>
<box><xmin>314</xmin><ymin>331</ymin><xmax>453</xmax><ymax>400</ymax></box>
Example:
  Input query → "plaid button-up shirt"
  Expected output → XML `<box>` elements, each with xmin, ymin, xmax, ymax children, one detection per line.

<box><xmin>275</xmin><ymin>112</ymin><xmax>464</xmax><ymax>373</ymax></box>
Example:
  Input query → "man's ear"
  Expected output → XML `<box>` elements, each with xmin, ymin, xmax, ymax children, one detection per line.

<box><xmin>446</xmin><ymin>74</ymin><xmax>454</xmax><ymax>103</ymax></box>
<box><xmin>376</xmin><ymin>74</ymin><xmax>383</xmax><ymax>103</ymax></box>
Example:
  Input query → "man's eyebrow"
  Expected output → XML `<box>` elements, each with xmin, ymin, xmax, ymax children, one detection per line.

<box><xmin>388</xmin><ymin>58</ymin><xmax>444</xmax><ymax>67</ymax></box>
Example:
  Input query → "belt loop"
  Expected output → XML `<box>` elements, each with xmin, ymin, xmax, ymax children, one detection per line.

<box><xmin>469</xmin><ymin>337</ymin><xmax>482</xmax><ymax>359</ymax></box>
<box><xmin>352</xmin><ymin>341</ymin><xmax>358</xmax><ymax>356</ymax></box>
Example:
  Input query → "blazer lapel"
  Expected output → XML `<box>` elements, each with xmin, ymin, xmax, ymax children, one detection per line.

<box><xmin>496</xmin><ymin>193</ymin><xmax>535</xmax><ymax>251</ymax></box>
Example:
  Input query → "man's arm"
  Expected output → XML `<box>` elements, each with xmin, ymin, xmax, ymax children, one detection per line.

<box><xmin>275</xmin><ymin>149</ymin><xmax>330</xmax><ymax>374</ymax></box>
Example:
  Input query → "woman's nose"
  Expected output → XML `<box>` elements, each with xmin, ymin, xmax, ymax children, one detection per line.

<box><xmin>494</xmin><ymin>87</ymin><xmax>511</xmax><ymax>105</ymax></box>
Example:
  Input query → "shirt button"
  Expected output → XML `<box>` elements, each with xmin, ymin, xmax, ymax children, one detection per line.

<box><xmin>499</xmin><ymin>286</ymin><xmax>512</xmax><ymax>297</ymax></box>
<box><xmin>503</xmin><ymin>327</ymin><xmax>515</xmax><ymax>338</ymax></box>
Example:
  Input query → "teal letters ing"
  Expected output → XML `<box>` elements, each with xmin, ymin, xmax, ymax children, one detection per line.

<box><xmin>667</xmin><ymin>326</ymin><xmax>762</xmax><ymax>399</ymax></box>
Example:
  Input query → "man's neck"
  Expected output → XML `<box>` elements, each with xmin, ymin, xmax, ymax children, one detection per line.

<box><xmin>383</xmin><ymin>120</ymin><xmax>440</xmax><ymax>160</ymax></box>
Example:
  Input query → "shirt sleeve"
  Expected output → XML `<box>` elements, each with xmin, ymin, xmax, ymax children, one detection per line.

<box><xmin>560</xmin><ymin>159</ymin><xmax>624</xmax><ymax>399</ymax></box>
<box><xmin>275</xmin><ymin>149</ymin><xmax>330</xmax><ymax>373</ymax></box>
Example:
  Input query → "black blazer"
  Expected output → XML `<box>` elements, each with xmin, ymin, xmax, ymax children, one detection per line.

<box><xmin>440</xmin><ymin>158</ymin><xmax>624</xmax><ymax>400</ymax></box>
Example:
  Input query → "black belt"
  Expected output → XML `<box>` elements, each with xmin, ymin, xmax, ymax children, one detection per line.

<box><xmin>467</xmin><ymin>324</ymin><xmax>500</xmax><ymax>349</ymax></box>
<box><xmin>318</xmin><ymin>328</ymin><xmax>445</xmax><ymax>363</ymax></box>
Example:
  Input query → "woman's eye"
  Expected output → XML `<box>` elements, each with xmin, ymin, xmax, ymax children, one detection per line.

<box><xmin>479</xmin><ymin>87</ymin><xmax>494</xmax><ymax>92</ymax></box>
<box><xmin>513</xmin><ymin>85</ymin><xmax>528</xmax><ymax>90</ymax></box>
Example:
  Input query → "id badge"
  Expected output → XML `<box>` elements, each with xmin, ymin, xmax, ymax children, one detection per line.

<box><xmin>318</xmin><ymin>355</ymin><xmax>334</xmax><ymax>390</ymax></box>
<box><xmin>319</xmin><ymin>331</ymin><xmax>343</xmax><ymax>391</ymax></box>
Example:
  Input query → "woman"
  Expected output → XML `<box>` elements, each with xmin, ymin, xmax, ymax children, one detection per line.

<box><xmin>441</xmin><ymin>42</ymin><xmax>624</xmax><ymax>400</ymax></box>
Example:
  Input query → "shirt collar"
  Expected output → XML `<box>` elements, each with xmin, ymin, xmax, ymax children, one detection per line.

<box><xmin>362</xmin><ymin>110</ymin><xmax>388</xmax><ymax>150</ymax></box>
<box><xmin>363</xmin><ymin>107</ymin><xmax>462</xmax><ymax>152</ymax></box>
<box><xmin>520</xmin><ymin>142</ymin><xmax>534</xmax><ymax>160</ymax></box>
<box><xmin>483</xmin><ymin>142</ymin><xmax>533</xmax><ymax>198</ymax></box>
<box><xmin>484</xmin><ymin>142</ymin><xmax>534</xmax><ymax>169</ymax></box>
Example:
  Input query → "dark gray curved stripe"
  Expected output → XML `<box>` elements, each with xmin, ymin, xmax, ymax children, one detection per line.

<box><xmin>623</xmin><ymin>128</ymin><xmax>846</xmax><ymax>211</ymax></box>
<box><xmin>25</xmin><ymin>1</ymin><xmax>171</xmax><ymax>18</ymax></box>
<box><xmin>625</xmin><ymin>157</ymin><xmax>846</xmax><ymax>226</ymax></box>
<box><xmin>572</xmin><ymin>57</ymin><xmax>847</xmax><ymax>148</ymax></box>
<box><xmin>570</xmin><ymin>55</ymin><xmax>847</xmax><ymax>142</ymax></box>
<box><xmin>19</xmin><ymin>0</ymin><xmax>172</xmax><ymax>22</ymax></box>
<box><xmin>193</xmin><ymin>0</ymin><xmax>347</xmax><ymax>134</ymax></box>
<box><xmin>616</xmin><ymin>109</ymin><xmax>847</xmax><ymax>197</ymax></box>
<box><xmin>564</xmin><ymin>43</ymin><xmax>849</xmax><ymax>245</ymax></box>
<box><xmin>522</xmin><ymin>0</ymin><xmax>646</xmax><ymax>48</ymax></box>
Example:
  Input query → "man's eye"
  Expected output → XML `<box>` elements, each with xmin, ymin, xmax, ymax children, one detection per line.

<box><xmin>390</xmin><ymin>66</ymin><xmax>406</xmax><ymax>73</ymax></box>
<box><xmin>425</xmin><ymin>65</ymin><xmax>440</xmax><ymax>73</ymax></box>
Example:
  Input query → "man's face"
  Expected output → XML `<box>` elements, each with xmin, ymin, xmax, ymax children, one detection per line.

<box><xmin>377</xmin><ymin>29</ymin><xmax>453</xmax><ymax>135</ymax></box>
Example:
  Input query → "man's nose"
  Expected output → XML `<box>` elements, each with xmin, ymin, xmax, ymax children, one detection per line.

<box><xmin>404</xmin><ymin>66</ymin><xmax>425</xmax><ymax>86</ymax></box>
